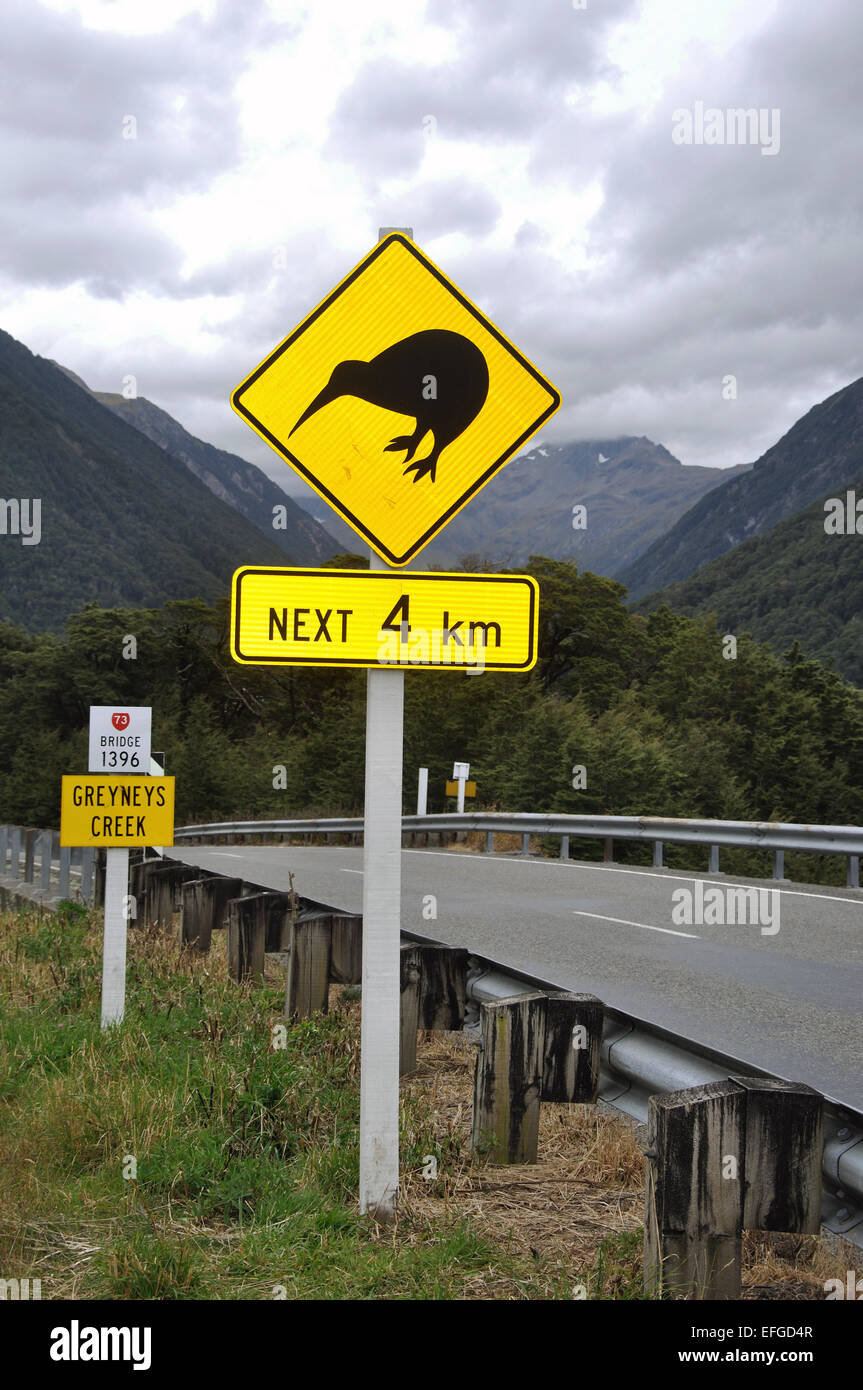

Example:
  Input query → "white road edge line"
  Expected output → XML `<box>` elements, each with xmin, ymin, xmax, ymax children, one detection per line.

<box><xmin>401</xmin><ymin>848</ymin><xmax>862</xmax><ymax>907</ymax></box>
<box><xmin>181</xmin><ymin>846</ymin><xmax>862</xmax><ymax>909</ymax></box>
<box><xmin>572</xmin><ymin>909</ymin><xmax>700</xmax><ymax>939</ymax></box>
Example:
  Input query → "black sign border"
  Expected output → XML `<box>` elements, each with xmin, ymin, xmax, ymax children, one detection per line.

<box><xmin>231</xmin><ymin>567</ymin><xmax>538</xmax><ymax>670</ymax></box>
<box><xmin>231</xmin><ymin>234</ymin><xmax>561</xmax><ymax>566</ymax></box>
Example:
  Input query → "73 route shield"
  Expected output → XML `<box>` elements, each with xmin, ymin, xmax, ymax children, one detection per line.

<box><xmin>231</xmin><ymin>234</ymin><xmax>560</xmax><ymax>566</ymax></box>
<box><xmin>230</xmin><ymin>567</ymin><xmax>538</xmax><ymax>671</ymax></box>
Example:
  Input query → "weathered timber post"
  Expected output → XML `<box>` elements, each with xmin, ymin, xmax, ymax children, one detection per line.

<box><xmin>180</xmin><ymin>877</ymin><xmax>244</xmax><ymax>952</ymax></box>
<box><xmin>731</xmin><ymin>1076</ymin><xmax>823</xmax><ymax>1233</ymax></box>
<box><xmin>542</xmin><ymin>992</ymin><xmax>603</xmax><ymax>1104</ymax></box>
<box><xmin>399</xmin><ymin>947</ymin><xmax>421</xmax><ymax>1075</ymax></box>
<box><xmin>643</xmin><ymin>1080</ymin><xmax>745</xmax><ymax>1300</ymax></box>
<box><xmin>135</xmin><ymin>859</ymin><xmax>166</xmax><ymax>924</ymax></box>
<box><xmin>146</xmin><ymin>864</ymin><xmax>200</xmax><ymax>929</ymax></box>
<box><xmin>23</xmin><ymin>828</ymin><xmax>38</xmax><ymax>884</ymax></box>
<box><xmin>39</xmin><ymin>830</ymin><xmax>53</xmax><ymax>898</ymax></box>
<box><xmin>285</xmin><ymin>913</ymin><xmax>333</xmax><ymax>1017</ymax></box>
<box><xmin>261</xmin><ymin>892</ymin><xmax>296</xmax><ymax>952</ymax></box>
<box><xmin>227</xmin><ymin>895</ymin><xmax>268</xmax><ymax>983</ymax></box>
<box><xmin>94</xmin><ymin>848</ymin><xmax>107</xmax><ymax>908</ymax></box>
<box><xmin>399</xmin><ymin>943</ymin><xmax>468</xmax><ymax>1074</ymax></box>
<box><xmin>471</xmin><ymin>992</ymin><xmax>547</xmax><ymax>1164</ymax></box>
<box><xmin>330</xmin><ymin>912</ymin><xmax>363</xmax><ymax>985</ymax></box>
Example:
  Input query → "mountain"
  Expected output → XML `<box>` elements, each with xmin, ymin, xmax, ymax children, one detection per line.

<box><xmin>618</xmin><ymin>376</ymin><xmax>863</xmax><ymax>600</ymax></box>
<box><xmin>0</xmin><ymin>328</ymin><xmax>290</xmax><ymax>631</ymax></box>
<box><xmin>50</xmin><ymin>368</ymin><xmax>338</xmax><ymax>565</ymax></box>
<box><xmin>294</xmin><ymin>436</ymin><xmax>749</xmax><ymax>572</ymax></box>
<box><xmin>634</xmin><ymin>477</ymin><xmax>863</xmax><ymax>685</ymax></box>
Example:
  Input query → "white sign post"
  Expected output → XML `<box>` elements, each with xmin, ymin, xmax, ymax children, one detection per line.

<box><xmin>228</xmin><ymin>224</ymin><xmax>558</xmax><ymax>1224</ymax></box>
<box><xmin>416</xmin><ymin>767</ymin><xmax>428</xmax><ymax>817</ymax></box>
<box><xmin>88</xmin><ymin>706</ymin><xmax>152</xmax><ymax>1029</ymax></box>
<box><xmin>453</xmin><ymin>761</ymin><xmax>470</xmax><ymax>815</ymax></box>
<box><xmin>359</xmin><ymin>552</ymin><xmax>403</xmax><ymax>1220</ymax></box>
<box><xmin>100</xmin><ymin>847</ymin><xmax>129</xmax><ymax>1028</ymax></box>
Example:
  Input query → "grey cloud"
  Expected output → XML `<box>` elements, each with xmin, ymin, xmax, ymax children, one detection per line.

<box><xmin>374</xmin><ymin>178</ymin><xmax>500</xmax><ymax>239</ymax></box>
<box><xmin>325</xmin><ymin>0</ymin><xmax>639</xmax><ymax>180</ymax></box>
<box><xmin>0</xmin><ymin>0</ymin><xmax>293</xmax><ymax>293</ymax></box>
<box><xmin>0</xmin><ymin>196</ymin><xmax>181</xmax><ymax>295</ymax></box>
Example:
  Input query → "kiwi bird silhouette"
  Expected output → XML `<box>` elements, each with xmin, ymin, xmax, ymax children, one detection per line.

<box><xmin>289</xmin><ymin>329</ymin><xmax>489</xmax><ymax>482</ymax></box>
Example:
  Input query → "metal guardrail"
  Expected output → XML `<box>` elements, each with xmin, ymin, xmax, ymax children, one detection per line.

<box><xmin>5</xmin><ymin>821</ymin><xmax>863</xmax><ymax>1245</ymax></box>
<box><xmin>170</xmin><ymin>818</ymin><xmax>863</xmax><ymax>1245</ymax></box>
<box><xmin>0</xmin><ymin>824</ymin><xmax>96</xmax><ymax>906</ymax></box>
<box><xmin>461</xmin><ymin>949</ymin><xmax>863</xmax><ymax>1248</ymax></box>
<box><xmin>173</xmin><ymin>811</ymin><xmax>863</xmax><ymax>887</ymax></box>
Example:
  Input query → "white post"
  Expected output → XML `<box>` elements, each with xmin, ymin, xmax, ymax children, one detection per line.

<box><xmin>457</xmin><ymin>774</ymin><xmax>466</xmax><ymax>814</ymax></box>
<box><xmin>358</xmin><ymin>225</ymin><xmax>412</xmax><ymax>1222</ymax></box>
<box><xmin>100</xmin><ymin>848</ymin><xmax>130</xmax><ymax>1028</ymax></box>
<box><xmin>360</xmin><ymin>550</ymin><xmax>404</xmax><ymax>1220</ymax></box>
<box><xmin>416</xmin><ymin>767</ymin><xmax>428</xmax><ymax>816</ymax></box>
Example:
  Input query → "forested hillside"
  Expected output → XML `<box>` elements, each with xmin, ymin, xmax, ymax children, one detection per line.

<box><xmin>0</xmin><ymin>329</ymin><xmax>288</xmax><ymax>631</ymax></box>
<box><xmin>636</xmin><ymin>476</ymin><xmax>863</xmax><ymax>684</ymax></box>
<box><xmin>2</xmin><ymin>559</ymin><xmax>861</xmax><ymax>883</ymax></box>
<box><xmin>619</xmin><ymin>374</ymin><xmax>863</xmax><ymax>599</ymax></box>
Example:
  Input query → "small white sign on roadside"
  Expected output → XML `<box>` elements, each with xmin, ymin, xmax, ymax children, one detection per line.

<box><xmin>88</xmin><ymin>706</ymin><xmax>152</xmax><ymax>774</ymax></box>
<box><xmin>452</xmin><ymin>761</ymin><xmax>470</xmax><ymax>781</ymax></box>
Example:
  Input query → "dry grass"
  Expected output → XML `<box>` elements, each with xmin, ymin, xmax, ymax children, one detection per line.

<box><xmin>399</xmin><ymin>1026</ymin><xmax>859</xmax><ymax>1300</ymax></box>
<box><xmin>2</xmin><ymin>905</ymin><xmax>858</xmax><ymax>1301</ymax></box>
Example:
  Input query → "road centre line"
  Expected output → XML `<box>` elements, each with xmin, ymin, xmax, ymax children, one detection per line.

<box><xmin>572</xmin><ymin>909</ymin><xmax>699</xmax><ymax>939</ymax></box>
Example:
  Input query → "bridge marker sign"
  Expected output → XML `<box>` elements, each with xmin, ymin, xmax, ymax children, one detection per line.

<box><xmin>230</xmin><ymin>567</ymin><xmax>538</xmax><ymax>670</ymax></box>
<box><xmin>88</xmin><ymin>705</ymin><xmax>151</xmax><ymax>773</ymax></box>
<box><xmin>449</xmin><ymin>761</ymin><xmax>473</xmax><ymax>812</ymax></box>
<box><xmin>70</xmin><ymin>705</ymin><xmax>173</xmax><ymax>1029</ymax></box>
<box><xmin>231</xmin><ymin>232</ymin><xmax>560</xmax><ymax>567</ymax></box>
<box><xmin>230</xmin><ymin>229</ymin><xmax>559</xmax><ymax>1221</ymax></box>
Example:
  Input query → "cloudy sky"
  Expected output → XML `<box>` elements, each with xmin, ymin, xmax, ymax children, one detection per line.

<box><xmin>3</xmin><ymin>0</ymin><xmax>862</xmax><ymax>496</ymax></box>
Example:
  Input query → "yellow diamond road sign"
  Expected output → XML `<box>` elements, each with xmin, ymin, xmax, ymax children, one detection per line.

<box><xmin>232</xmin><ymin>234</ymin><xmax>560</xmax><ymax>566</ymax></box>
<box><xmin>230</xmin><ymin>567</ymin><xmax>538</xmax><ymax>671</ymax></box>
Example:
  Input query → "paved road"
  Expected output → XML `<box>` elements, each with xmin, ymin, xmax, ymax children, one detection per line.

<box><xmin>172</xmin><ymin>844</ymin><xmax>863</xmax><ymax>1109</ymax></box>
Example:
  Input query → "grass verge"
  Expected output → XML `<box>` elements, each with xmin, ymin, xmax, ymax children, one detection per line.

<box><xmin>0</xmin><ymin>902</ymin><xmax>855</xmax><ymax>1300</ymax></box>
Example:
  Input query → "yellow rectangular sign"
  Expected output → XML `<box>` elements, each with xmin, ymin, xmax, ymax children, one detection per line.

<box><xmin>230</xmin><ymin>567</ymin><xmax>538</xmax><ymax>671</ymax></box>
<box><xmin>446</xmin><ymin>780</ymin><xmax>476</xmax><ymax>797</ymax></box>
<box><xmin>61</xmin><ymin>776</ymin><xmax>175</xmax><ymax>847</ymax></box>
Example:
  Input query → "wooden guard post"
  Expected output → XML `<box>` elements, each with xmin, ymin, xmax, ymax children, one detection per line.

<box><xmin>180</xmin><ymin>877</ymin><xmax>243</xmax><ymax>953</ymax></box>
<box><xmin>470</xmin><ymin>990</ymin><xmax>604</xmax><ymax>1164</ymax></box>
<box><xmin>644</xmin><ymin>1076</ymin><xmax>823</xmax><ymax>1300</ymax></box>
<box><xmin>471</xmin><ymin>993</ymin><xmax>547</xmax><ymax>1164</ymax></box>
<box><xmin>399</xmin><ymin>943</ymin><xmax>467</xmax><ymax>1074</ymax></box>
<box><xmin>143</xmin><ymin>862</ymin><xmax>200</xmax><ymax>929</ymax></box>
<box><xmin>330</xmin><ymin>912</ymin><xmax>363</xmax><ymax>985</ymax></box>
<box><xmin>227</xmin><ymin>891</ymin><xmax>295</xmax><ymax>983</ymax></box>
<box><xmin>542</xmin><ymin>992</ymin><xmax>603</xmax><ymax>1104</ymax></box>
<box><xmin>285</xmin><ymin>912</ymin><xmax>333</xmax><ymax>1017</ymax></box>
